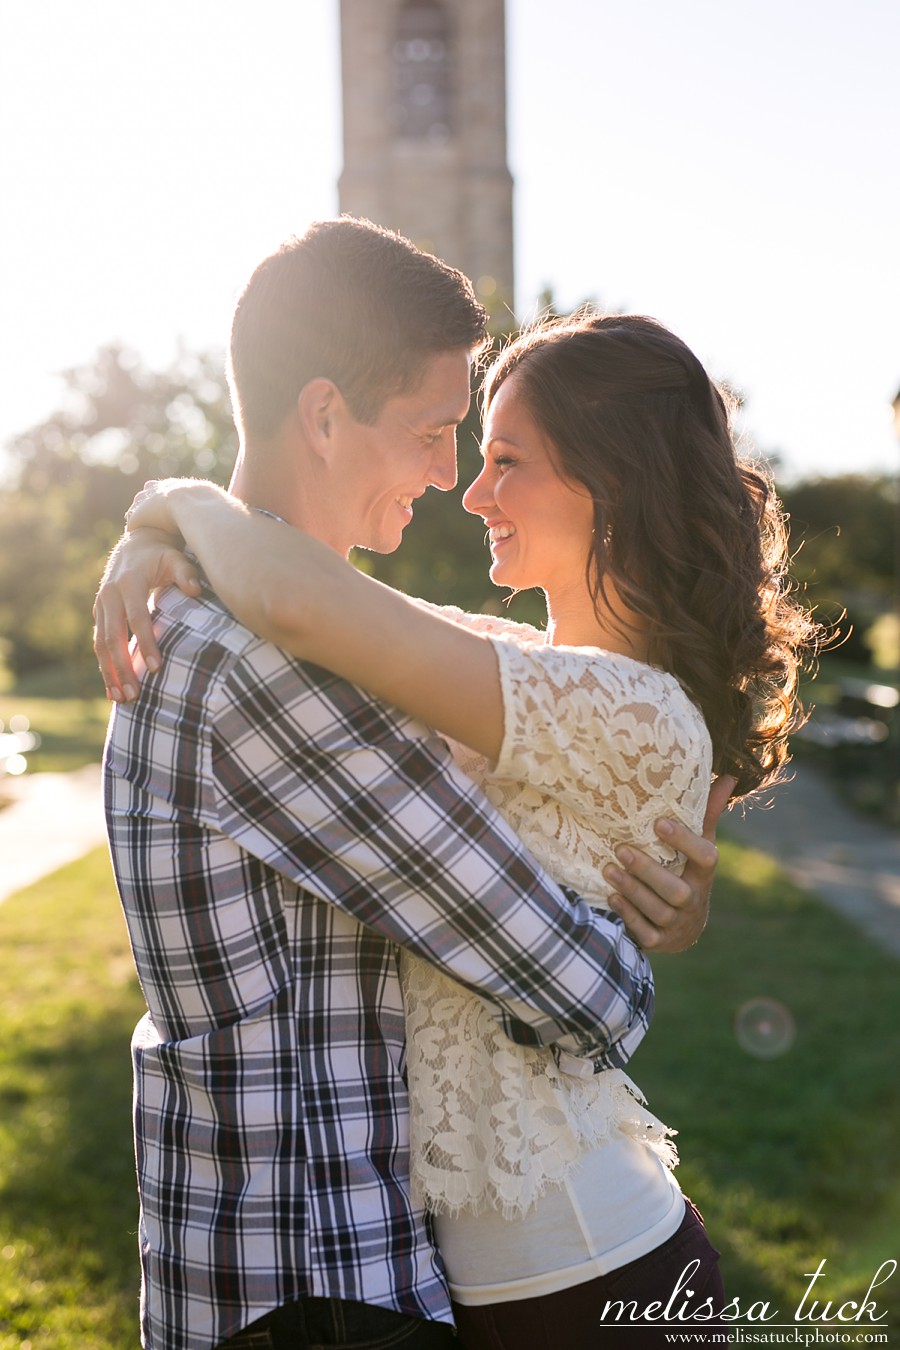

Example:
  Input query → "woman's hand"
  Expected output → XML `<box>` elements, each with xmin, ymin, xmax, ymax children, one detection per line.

<box><xmin>604</xmin><ymin>774</ymin><xmax>736</xmax><ymax>953</ymax></box>
<box><xmin>124</xmin><ymin>477</ymin><xmax>199</xmax><ymax>535</ymax></box>
<box><xmin>93</xmin><ymin>527</ymin><xmax>201</xmax><ymax>701</ymax></box>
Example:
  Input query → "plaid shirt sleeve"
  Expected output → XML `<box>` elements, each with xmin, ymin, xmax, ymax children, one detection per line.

<box><xmin>212</xmin><ymin>634</ymin><xmax>653</xmax><ymax>1066</ymax></box>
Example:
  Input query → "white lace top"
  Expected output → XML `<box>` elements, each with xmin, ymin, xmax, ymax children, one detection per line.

<box><xmin>402</xmin><ymin>606</ymin><xmax>713</xmax><ymax>1223</ymax></box>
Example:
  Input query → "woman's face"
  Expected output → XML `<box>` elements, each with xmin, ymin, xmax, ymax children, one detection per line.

<box><xmin>462</xmin><ymin>371</ymin><xmax>596</xmax><ymax>595</ymax></box>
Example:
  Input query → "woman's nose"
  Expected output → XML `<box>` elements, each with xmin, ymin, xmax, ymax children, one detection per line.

<box><xmin>462</xmin><ymin>463</ymin><xmax>494</xmax><ymax>516</ymax></box>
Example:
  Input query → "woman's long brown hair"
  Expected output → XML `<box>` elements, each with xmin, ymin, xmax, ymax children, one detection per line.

<box><xmin>483</xmin><ymin>313</ymin><xmax>819</xmax><ymax>799</ymax></box>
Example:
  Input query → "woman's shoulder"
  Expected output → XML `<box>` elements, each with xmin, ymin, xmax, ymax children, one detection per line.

<box><xmin>497</xmin><ymin>641</ymin><xmax>711</xmax><ymax>749</ymax></box>
<box><xmin>409</xmin><ymin>598</ymin><xmax>545</xmax><ymax>645</ymax></box>
<box><xmin>513</xmin><ymin>639</ymin><xmax>692</xmax><ymax>699</ymax></box>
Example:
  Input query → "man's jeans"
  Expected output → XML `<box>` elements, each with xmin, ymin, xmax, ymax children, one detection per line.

<box><xmin>217</xmin><ymin>1296</ymin><xmax>455</xmax><ymax>1349</ymax></box>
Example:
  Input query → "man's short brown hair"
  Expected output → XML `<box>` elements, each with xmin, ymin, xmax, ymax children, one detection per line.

<box><xmin>228</xmin><ymin>217</ymin><xmax>488</xmax><ymax>439</ymax></box>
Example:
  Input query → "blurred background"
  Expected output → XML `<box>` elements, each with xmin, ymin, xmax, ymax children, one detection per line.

<box><xmin>0</xmin><ymin>0</ymin><xmax>896</xmax><ymax>797</ymax></box>
<box><xmin>0</xmin><ymin>2</ymin><xmax>897</xmax><ymax>1346</ymax></box>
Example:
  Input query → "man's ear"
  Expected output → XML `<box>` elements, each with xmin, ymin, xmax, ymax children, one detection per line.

<box><xmin>296</xmin><ymin>378</ymin><xmax>345</xmax><ymax>462</ymax></box>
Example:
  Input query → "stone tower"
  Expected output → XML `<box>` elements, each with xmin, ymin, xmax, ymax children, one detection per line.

<box><xmin>339</xmin><ymin>0</ymin><xmax>515</xmax><ymax>316</ymax></box>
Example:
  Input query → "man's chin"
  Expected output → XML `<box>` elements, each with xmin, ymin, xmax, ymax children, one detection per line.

<box><xmin>353</xmin><ymin>532</ymin><xmax>405</xmax><ymax>557</ymax></box>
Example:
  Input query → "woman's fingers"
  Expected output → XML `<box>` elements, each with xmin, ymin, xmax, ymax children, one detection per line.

<box><xmin>94</xmin><ymin>528</ymin><xmax>198</xmax><ymax>701</ymax></box>
<box><xmin>93</xmin><ymin>581</ymin><xmax>142</xmax><ymax>701</ymax></box>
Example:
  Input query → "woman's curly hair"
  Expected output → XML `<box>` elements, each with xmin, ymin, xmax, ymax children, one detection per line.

<box><xmin>483</xmin><ymin>312</ymin><xmax>820</xmax><ymax>800</ymax></box>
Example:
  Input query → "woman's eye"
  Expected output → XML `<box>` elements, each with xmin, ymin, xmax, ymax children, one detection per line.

<box><xmin>494</xmin><ymin>456</ymin><xmax>515</xmax><ymax>470</ymax></box>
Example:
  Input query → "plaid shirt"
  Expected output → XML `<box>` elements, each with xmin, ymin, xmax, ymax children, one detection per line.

<box><xmin>104</xmin><ymin>586</ymin><xmax>654</xmax><ymax>1350</ymax></box>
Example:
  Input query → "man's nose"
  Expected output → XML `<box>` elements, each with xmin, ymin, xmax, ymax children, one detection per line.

<box><xmin>428</xmin><ymin>429</ymin><xmax>458</xmax><ymax>492</ymax></box>
<box><xmin>462</xmin><ymin>463</ymin><xmax>493</xmax><ymax>516</ymax></box>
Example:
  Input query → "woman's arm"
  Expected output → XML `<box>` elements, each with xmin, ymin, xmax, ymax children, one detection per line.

<box><xmin>94</xmin><ymin>479</ymin><xmax>725</xmax><ymax>951</ymax></box>
<box><xmin>120</xmin><ymin>480</ymin><xmax>505</xmax><ymax>761</ymax></box>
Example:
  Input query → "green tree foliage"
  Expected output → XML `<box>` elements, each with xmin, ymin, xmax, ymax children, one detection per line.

<box><xmin>0</xmin><ymin>345</ymin><xmax>238</xmax><ymax>683</ymax></box>
<box><xmin>12</xmin><ymin>343</ymin><xmax>238</xmax><ymax>497</ymax></box>
<box><xmin>779</xmin><ymin>474</ymin><xmax>898</xmax><ymax>667</ymax></box>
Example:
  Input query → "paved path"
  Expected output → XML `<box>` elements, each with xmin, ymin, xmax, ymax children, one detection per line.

<box><xmin>0</xmin><ymin>765</ymin><xmax>108</xmax><ymax>905</ymax></box>
<box><xmin>721</xmin><ymin>761</ymin><xmax>900</xmax><ymax>958</ymax></box>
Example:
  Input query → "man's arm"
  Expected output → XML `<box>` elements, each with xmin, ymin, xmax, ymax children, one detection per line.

<box><xmin>214</xmin><ymin>634</ymin><xmax>653</xmax><ymax>1069</ymax></box>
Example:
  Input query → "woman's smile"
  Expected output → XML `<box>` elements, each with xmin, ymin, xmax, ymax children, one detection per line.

<box><xmin>487</xmin><ymin>521</ymin><xmax>517</xmax><ymax>550</ymax></box>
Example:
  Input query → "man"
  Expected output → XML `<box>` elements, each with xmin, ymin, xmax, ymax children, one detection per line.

<box><xmin>95</xmin><ymin>218</ymin><xmax>725</xmax><ymax>1350</ymax></box>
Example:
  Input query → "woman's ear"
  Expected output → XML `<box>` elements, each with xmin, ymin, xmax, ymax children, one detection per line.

<box><xmin>297</xmin><ymin>378</ymin><xmax>344</xmax><ymax>462</ymax></box>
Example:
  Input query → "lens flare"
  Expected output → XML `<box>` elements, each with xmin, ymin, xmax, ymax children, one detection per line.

<box><xmin>735</xmin><ymin>997</ymin><xmax>796</xmax><ymax>1059</ymax></box>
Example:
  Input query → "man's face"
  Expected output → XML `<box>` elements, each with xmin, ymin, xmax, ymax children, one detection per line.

<box><xmin>335</xmin><ymin>349</ymin><xmax>472</xmax><ymax>554</ymax></box>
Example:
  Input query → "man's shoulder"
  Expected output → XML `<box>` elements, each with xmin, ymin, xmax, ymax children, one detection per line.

<box><xmin>152</xmin><ymin>585</ymin><xmax>322</xmax><ymax>712</ymax></box>
<box><xmin>155</xmin><ymin>584</ymin><xmax>259</xmax><ymax>660</ymax></box>
<box><xmin>154</xmin><ymin>585</ymin><xmax>432</xmax><ymax>746</ymax></box>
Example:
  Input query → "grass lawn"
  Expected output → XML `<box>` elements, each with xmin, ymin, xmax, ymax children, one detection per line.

<box><xmin>0</xmin><ymin>850</ymin><xmax>145</xmax><ymax>1349</ymax></box>
<box><xmin>1</xmin><ymin>842</ymin><xmax>898</xmax><ymax>1347</ymax></box>
<box><xmin>636</xmin><ymin>840</ymin><xmax>900</xmax><ymax>1333</ymax></box>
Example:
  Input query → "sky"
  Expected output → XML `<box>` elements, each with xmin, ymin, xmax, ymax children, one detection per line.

<box><xmin>1</xmin><ymin>0</ymin><xmax>898</xmax><ymax>482</ymax></box>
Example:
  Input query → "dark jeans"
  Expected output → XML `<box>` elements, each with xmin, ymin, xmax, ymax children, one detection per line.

<box><xmin>452</xmin><ymin>1198</ymin><xmax>728</xmax><ymax>1350</ymax></box>
<box><xmin>216</xmin><ymin>1296</ymin><xmax>456</xmax><ymax>1349</ymax></box>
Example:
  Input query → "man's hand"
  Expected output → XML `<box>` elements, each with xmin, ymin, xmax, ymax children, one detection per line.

<box><xmin>93</xmin><ymin>527</ymin><xmax>200</xmax><ymax>702</ymax></box>
<box><xmin>604</xmin><ymin>774</ymin><xmax>736</xmax><ymax>953</ymax></box>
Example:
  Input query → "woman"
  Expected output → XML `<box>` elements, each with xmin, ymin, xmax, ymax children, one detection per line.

<box><xmin>96</xmin><ymin>312</ymin><xmax>815</xmax><ymax>1347</ymax></box>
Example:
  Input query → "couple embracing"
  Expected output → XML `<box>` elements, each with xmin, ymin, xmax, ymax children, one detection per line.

<box><xmin>95</xmin><ymin>216</ymin><xmax>812</xmax><ymax>1350</ymax></box>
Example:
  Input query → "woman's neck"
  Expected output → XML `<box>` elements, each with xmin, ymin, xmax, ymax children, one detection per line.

<box><xmin>544</xmin><ymin>580</ymin><xmax>649</xmax><ymax>660</ymax></box>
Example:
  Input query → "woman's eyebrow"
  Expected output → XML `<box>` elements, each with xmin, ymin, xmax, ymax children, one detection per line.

<box><xmin>482</xmin><ymin>434</ymin><xmax>522</xmax><ymax>453</ymax></box>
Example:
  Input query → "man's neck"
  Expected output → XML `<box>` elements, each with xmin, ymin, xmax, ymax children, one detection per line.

<box><xmin>229</xmin><ymin>445</ymin><xmax>352</xmax><ymax>559</ymax></box>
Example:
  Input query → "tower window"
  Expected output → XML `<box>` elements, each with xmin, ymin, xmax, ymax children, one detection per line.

<box><xmin>393</xmin><ymin>0</ymin><xmax>453</xmax><ymax>143</ymax></box>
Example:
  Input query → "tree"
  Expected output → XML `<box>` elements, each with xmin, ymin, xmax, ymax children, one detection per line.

<box><xmin>11</xmin><ymin>343</ymin><xmax>238</xmax><ymax>498</ymax></box>
<box><xmin>0</xmin><ymin>345</ymin><xmax>238</xmax><ymax>684</ymax></box>
<box><xmin>779</xmin><ymin>473</ymin><xmax>898</xmax><ymax>668</ymax></box>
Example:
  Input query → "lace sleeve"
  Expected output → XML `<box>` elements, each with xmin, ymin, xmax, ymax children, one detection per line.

<box><xmin>484</xmin><ymin>643</ymin><xmax>712</xmax><ymax>896</ymax></box>
<box><xmin>408</xmin><ymin>597</ymin><xmax>544</xmax><ymax>645</ymax></box>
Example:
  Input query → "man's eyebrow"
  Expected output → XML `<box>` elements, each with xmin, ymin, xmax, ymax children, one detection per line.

<box><xmin>423</xmin><ymin>412</ymin><xmax>466</xmax><ymax>432</ymax></box>
<box><xmin>412</xmin><ymin>417</ymin><xmax>458</xmax><ymax>433</ymax></box>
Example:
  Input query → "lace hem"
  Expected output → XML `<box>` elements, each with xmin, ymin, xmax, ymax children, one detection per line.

<box><xmin>403</xmin><ymin>954</ymin><xmax>678</xmax><ymax>1221</ymax></box>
